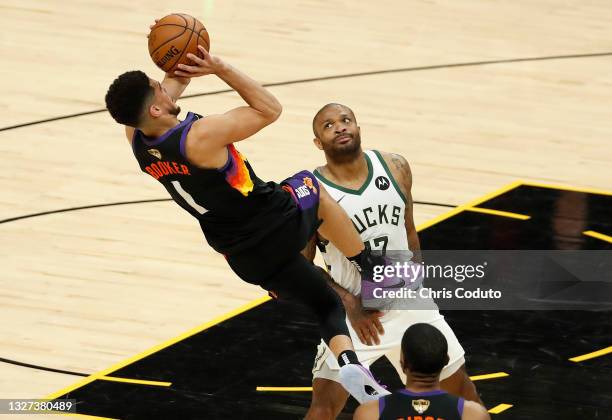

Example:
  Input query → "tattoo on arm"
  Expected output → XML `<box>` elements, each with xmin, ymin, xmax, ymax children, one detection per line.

<box><xmin>389</xmin><ymin>153</ymin><xmax>422</xmax><ymax>261</ymax></box>
<box><xmin>390</xmin><ymin>154</ymin><xmax>411</xmax><ymax>185</ymax></box>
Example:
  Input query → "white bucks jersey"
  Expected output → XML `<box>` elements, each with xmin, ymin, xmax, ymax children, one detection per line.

<box><xmin>314</xmin><ymin>150</ymin><xmax>411</xmax><ymax>295</ymax></box>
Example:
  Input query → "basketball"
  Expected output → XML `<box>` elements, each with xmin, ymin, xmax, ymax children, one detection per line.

<box><xmin>148</xmin><ymin>13</ymin><xmax>210</xmax><ymax>73</ymax></box>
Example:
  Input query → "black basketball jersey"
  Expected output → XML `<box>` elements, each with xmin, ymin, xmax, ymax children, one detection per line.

<box><xmin>378</xmin><ymin>389</ymin><xmax>464</xmax><ymax>420</ymax></box>
<box><xmin>131</xmin><ymin>112</ymin><xmax>296</xmax><ymax>255</ymax></box>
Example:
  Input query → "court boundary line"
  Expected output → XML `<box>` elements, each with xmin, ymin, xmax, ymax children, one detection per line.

<box><xmin>44</xmin><ymin>295</ymin><xmax>271</xmax><ymax>400</ymax></box>
<box><xmin>569</xmin><ymin>346</ymin><xmax>612</xmax><ymax>362</ymax></box>
<box><xmin>464</xmin><ymin>207</ymin><xmax>530</xmax><ymax>220</ymax></box>
<box><xmin>520</xmin><ymin>181</ymin><xmax>612</xmax><ymax>196</ymax></box>
<box><xmin>255</xmin><ymin>372</ymin><xmax>509</xmax><ymax>392</ymax></box>
<box><xmin>583</xmin><ymin>230</ymin><xmax>612</xmax><ymax>244</ymax></box>
<box><xmin>0</xmin><ymin>199</ymin><xmax>456</xmax><ymax>225</ymax></box>
<box><xmin>3</xmin><ymin>51</ymin><xmax>612</xmax><ymax>132</ymax></box>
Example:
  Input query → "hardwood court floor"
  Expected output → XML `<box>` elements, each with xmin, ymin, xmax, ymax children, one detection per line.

<box><xmin>1</xmin><ymin>0</ymin><xmax>611</xmax><ymax>418</ymax></box>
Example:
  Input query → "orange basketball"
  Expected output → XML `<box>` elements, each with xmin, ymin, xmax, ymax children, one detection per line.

<box><xmin>148</xmin><ymin>13</ymin><xmax>210</xmax><ymax>73</ymax></box>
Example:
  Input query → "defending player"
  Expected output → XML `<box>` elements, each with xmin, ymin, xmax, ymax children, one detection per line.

<box><xmin>104</xmin><ymin>47</ymin><xmax>389</xmax><ymax>402</ymax></box>
<box><xmin>354</xmin><ymin>324</ymin><xmax>490</xmax><ymax>420</ymax></box>
<box><xmin>305</xmin><ymin>103</ymin><xmax>482</xmax><ymax>419</ymax></box>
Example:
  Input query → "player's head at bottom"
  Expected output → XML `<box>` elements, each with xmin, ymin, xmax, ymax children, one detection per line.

<box><xmin>401</xmin><ymin>323</ymin><xmax>450</xmax><ymax>379</ymax></box>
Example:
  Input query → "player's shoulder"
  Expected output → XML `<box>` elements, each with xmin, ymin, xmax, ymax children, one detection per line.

<box><xmin>462</xmin><ymin>400</ymin><xmax>491</xmax><ymax>420</ymax></box>
<box><xmin>373</xmin><ymin>150</ymin><xmax>410</xmax><ymax>168</ymax></box>
<box><xmin>374</xmin><ymin>150</ymin><xmax>412</xmax><ymax>185</ymax></box>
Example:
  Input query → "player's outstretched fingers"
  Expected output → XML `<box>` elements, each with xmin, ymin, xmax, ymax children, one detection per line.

<box><xmin>367</xmin><ymin>323</ymin><xmax>380</xmax><ymax>345</ymax></box>
<box><xmin>197</xmin><ymin>45</ymin><xmax>210</xmax><ymax>59</ymax></box>
<box><xmin>147</xmin><ymin>19</ymin><xmax>160</xmax><ymax>37</ymax></box>
<box><xmin>359</xmin><ymin>327</ymin><xmax>372</xmax><ymax>346</ymax></box>
<box><xmin>372</xmin><ymin>312</ymin><xmax>385</xmax><ymax>335</ymax></box>
<box><xmin>174</xmin><ymin>63</ymin><xmax>200</xmax><ymax>77</ymax></box>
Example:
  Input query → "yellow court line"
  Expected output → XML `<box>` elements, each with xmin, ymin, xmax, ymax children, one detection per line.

<box><xmin>257</xmin><ymin>372</ymin><xmax>509</xmax><ymax>392</ymax></box>
<box><xmin>583</xmin><ymin>230</ymin><xmax>612</xmax><ymax>244</ymax></box>
<box><xmin>99</xmin><ymin>376</ymin><xmax>172</xmax><ymax>387</ymax></box>
<box><xmin>469</xmin><ymin>372</ymin><xmax>509</xmax><ymax>381</ymax></box>
<box><xmin>488</xmin><ymin>403</ymin><xmax>513</xmax><ymax>414</ymax></box>
<box><xmin>466</xmin><ymin>207</ymin><xmax>530</xmax><ymax>220</ymax></box>
<box><xmin>416</xmin><ymin>181</ymin><xmax>523</xmax><ymax>232</ymax></box>
<box><xmin>52</xmin><ymin>412</ymin><xmax>120</xmax><ymax>420</ymax></box>
<box><xmin>44</xmin><ymin>295</ymin><xmax>271</xmax><ymax>400</ymax></box>
<box><xmin>521</xmin><ymin>181</ymin><xmax>612</xmax><ymax>196</ymax></box>
<box><xmin>569</xmin><ymin>346</ymin><xmax>612</xmax><ymax>362</ymax></box>
<box><xmin>257</xmin><ymin>387</ymin><xmax>313</xmax><ymax>392</ymax></box>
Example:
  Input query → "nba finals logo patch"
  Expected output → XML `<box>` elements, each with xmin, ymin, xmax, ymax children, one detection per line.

<box><xmin>148</xmin><ymin>149</ymin><xmax>162</xmax><ymax>159</ymax></box>
<box><xmin>412</xmin><ymin>399</ymin><xmax>430</xmax><ymax>414</ymax></box>
<box><xmin>303</xmin><ymin>177</ymin><xmax>318</xmax><ymax>194</ymax></box>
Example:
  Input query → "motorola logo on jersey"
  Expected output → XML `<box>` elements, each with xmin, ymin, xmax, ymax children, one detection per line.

<box><xmin>375</xmin><ymin>176</ymin><xmax>390</xmax><ymax>190</ymax></box>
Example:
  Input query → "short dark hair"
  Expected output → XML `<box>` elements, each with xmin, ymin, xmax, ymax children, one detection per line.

<box><xmin>401</xmin><ymin>323</ymin><xmax>449</xmax><ymax>375</ymax></box>
<box><xmin>105</xmin><ymin>71</ymin><xmax>154</xmax><ymax>126</ymax></box>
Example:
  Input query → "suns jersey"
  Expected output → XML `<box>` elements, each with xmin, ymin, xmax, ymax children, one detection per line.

<box><xmin>379</xmin><ymin>389</ymin><xmax>464</xmax><ymax>420</ymax></box>
<box><xmin>314</xmin><ymin>150</ymin><xmax>411</xmax><ymax>295</ymax></box>
<box><xmin>131</xmin><ymin>112</ymin><xmax>295</xmax><ymax>255</ymax></box>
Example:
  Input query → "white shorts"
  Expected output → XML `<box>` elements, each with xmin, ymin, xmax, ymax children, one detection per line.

<box><xmin>312</xmin><ymin>309</ymin><xmax>465</xmax><ymax>383</ymax></box>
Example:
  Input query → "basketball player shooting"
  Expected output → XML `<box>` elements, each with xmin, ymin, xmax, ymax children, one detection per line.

<box><xmin>304</xmin><ymin>103</ymin><xmax>483</xmax><ymax>419</ymax></box>
<box><xmin>103</xmin><ymin>30</ymin><xmax>390</xmax><ymax>403</ymax></box>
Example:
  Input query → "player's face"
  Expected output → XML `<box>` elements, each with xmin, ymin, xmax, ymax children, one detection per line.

<box><xmin>314</xmin><ymin>106</ymin><xmax>361</xmax><ymax>160</ymax></box>
<box><xmin>150</xmin><ymin>79</ymin><xmax>181</xmax><ymax>117</ymax></box>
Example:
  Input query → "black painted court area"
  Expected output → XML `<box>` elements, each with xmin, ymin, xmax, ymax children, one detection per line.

<box><xmin>55</xmin><ymin>184</ymin><xmax>612</xmax><ymax>419</ymax></box>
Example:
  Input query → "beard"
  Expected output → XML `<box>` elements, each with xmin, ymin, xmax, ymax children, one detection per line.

<box><xmin>324</xmin><ymin>132</ymin><xmax>362</xmax><ymax>163</ymax></box>
<box><xmin>169</xmin><ymin>103</ymin><xmax>181</xmax><ymax>116</ymax></box>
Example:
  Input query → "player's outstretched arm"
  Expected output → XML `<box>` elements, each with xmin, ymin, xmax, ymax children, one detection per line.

<box><xmin>302</xmin><ymin>237</ymin><xmax>385</xmax><ymax>346</ymax></box>
<box><xmin>463</xmin><ymin>400</ymin><xmax>491</xmax><ymax>419</ymax></box>
<box><xmin>353</xmin><ymin>400</ymin><xmax>378</xmax><ymax>420</ymax></box>
<box><xmin>176</xmin><ymin>46</ymin><xmax>281</xmax><ymax>150</ymax></box>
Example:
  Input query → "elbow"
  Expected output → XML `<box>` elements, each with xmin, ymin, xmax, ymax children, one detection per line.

<box><xmin>270</xmin><ymin>102</ymin><xmax>282</xmax><ymax>122</ymax></box>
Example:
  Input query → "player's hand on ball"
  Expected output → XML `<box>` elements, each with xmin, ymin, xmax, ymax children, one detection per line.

<box><xmin>347</xmin><ymin>295</ymin><xmax>385</xmax><ymax>346</ymax></box>
<box><xmin>146</xmin><ymin>19</ymin><xmax>159</xmax><ymax>38</ymax></box>
<box><xmin>174</xmin><ymin>46</ymin><xmax>224</xmax><ymax>78</ymax></box>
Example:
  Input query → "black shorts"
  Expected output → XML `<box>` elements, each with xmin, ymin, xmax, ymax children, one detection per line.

<box><xmin>225</xmin><ymin>170</ymin><xmax>322</xmax><ymax>287</ymax></box>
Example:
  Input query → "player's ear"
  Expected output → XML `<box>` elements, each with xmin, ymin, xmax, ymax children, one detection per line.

<box><xmin>313</xmin><ymin>137</ymin><xmax>323</xmax><ymax>150</ymax></box>
<box><xmin>149</xmin><ymin>104</ymin><xmax>162</xmax><ymax>118</ymax></box>
<box><xmin>400</xmin><ymin>351</ymin><xmax>406</xmax><ymax>372</ymax></box>
<box><xmin>444</xmin><ymin>353</ymin><xmax>450</xmax><ymax>366</ymax></box>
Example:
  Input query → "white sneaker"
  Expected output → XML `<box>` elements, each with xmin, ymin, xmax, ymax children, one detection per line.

<box><xmin>339</xmin><ymin>364</ymin><xmax>391</xmax><ymax>403</ymax></box>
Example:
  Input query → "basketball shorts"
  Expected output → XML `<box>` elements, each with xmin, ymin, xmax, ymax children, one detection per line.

<box><xmin>312</xmin><ymin>308</ymin><xmax>466</xmax><ymax>383</ymax></box>
<box><xmin>226</xmin><ymin>170</ymin><xmax>322</xmax><ymax>288</ymax></box>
